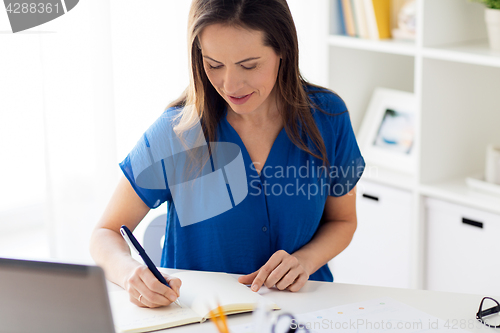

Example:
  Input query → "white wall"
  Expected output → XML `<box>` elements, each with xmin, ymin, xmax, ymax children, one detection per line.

<box><xmin>35</xmin><ymin>0</ymin><xmax>118</xmax><ymax>261</ymax></box>
<box><xmin>288</xmin><ymin>0</ymin><xmax>329</xmax><ymax>87</ymax></box>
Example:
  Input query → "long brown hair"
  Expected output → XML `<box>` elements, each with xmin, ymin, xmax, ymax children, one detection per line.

<box><xmin>169</xmin><ymin>0</ymin><xmax>331</xmax><ymax>166</ymax></box>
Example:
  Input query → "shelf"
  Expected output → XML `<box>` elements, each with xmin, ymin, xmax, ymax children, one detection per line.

<box><xmin>419</xmin><ymin>177</ymin><xmax>500</xmax><ymax>216</ymax></box>
<box><xmin>328</xmin><ymin>35</ymin><xmax>417</xmax><ymax>56</ymax></box>
<box><xmin>327</xmin><ymin>0</ymin><xmax>500</xmax><ymax>293</ymax></box>
<box><xmin>361</xmin><ymin>164</ymin><xmax>416</xmax><ymax>192</ymax></box>
<box><xmin>423</xmin><ymin>39</ymin><xmax>500</xmax><ymax>68</ymax></box>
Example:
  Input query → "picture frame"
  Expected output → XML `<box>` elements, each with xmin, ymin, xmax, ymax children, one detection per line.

<box><xmin>358</xmin><ymin>87</ymin><xmax>417</xmax><ymax>175</ymax></box>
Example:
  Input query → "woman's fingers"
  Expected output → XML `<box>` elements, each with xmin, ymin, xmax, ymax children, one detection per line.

<box><xmin>126</xmin><ymin>265</ymin><xmax>181</xmax><ymax>308</ymax></box>
<box><xmin>129</xmin><ymin>297</ymin><xmax>145</xmax><ymax>308</ymax></box>
<box><xmin>247</xmin><ymin>250</ymin><xmax>309</xmax><ymax>292</ymax></box>
<box><xmin>139</xmin><ymin>268</ymin><xmax>179</xmax><ymax>303</ymax></box>
<box><xmin>237</xmin><ymin>270</ymin><xmax>259</xmax><ymax>285</ymax></box>
<box><xmin>266</xmin><ymin>255</ymin><xmax>301</xmax><ymax>289</ymax></box>
<box><xmin>250</xmin><ymin>250</ymin><xmax>287</xmax><ymax>291</ymax></box>
<box><xmin>129</xmin><ymin>289</ymin><xmax>161</xmax><ymax>308</ymax></box>
<box><xmin>275</xmin><ymin>266</ymin><xmax>302</xmax><ymax>291</ymax></box>
<box><xmin>165</xmin><ymin>275</ymin><xmax>182</xmax><ymax>297</ymax></box>
<box><xmin>134</xmin><ymin>266</ymin><xmax>172</xmax><ymax>305</ymax></box>
<box><xmin>252</xmin><ymin>250</ymin><xmax>305</xmax><ymax>291</ymax></box>
<box><xmin>286</xmin><ymin>272</ymin><xmax>309</xmax><ymax>292</ymax></box>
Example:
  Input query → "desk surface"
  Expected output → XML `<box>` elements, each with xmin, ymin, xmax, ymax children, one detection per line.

<box><xmin>108</xmin><ymin>269</ymin><xmax>497</xmax><ymax>333</ymax></box>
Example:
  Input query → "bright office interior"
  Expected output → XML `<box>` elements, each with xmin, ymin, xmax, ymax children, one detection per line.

<box><xmin>1</xmin><ymin>0</ymin><xmax>499</xmax><ymax>297</ymax></box>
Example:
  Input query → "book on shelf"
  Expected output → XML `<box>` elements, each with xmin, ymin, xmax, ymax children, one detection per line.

<box><xmin>341</xmin><ymin>0</ymin><xmax>356</xmax><ymax>37</ymax></box>
<box><xmin>353</xmin><ymin>0</ymin><xmax>370</xmax><ymax>39</ymax></box>
<box><xmin>109</xmin><ymin>270</ymin><xmax>279</xmax><ymax>333</ymax></box>
<box><xmin>336</xmin><ymin>0</ymin><xmax>347</xmax><ymax>36</ymax></box>
<box><xmin>334</xmin><ymin>0</ymin><xmax>392</xmax><ymax>40</ymax></box>
<box><xmin>364</xmin><ymin>0</ymin><xmax>391</xmax><ymax>40</ymax></box>
<box><xmin>349</xmin><ymin>0</ymin><xmax>360</xmax><ymax>37</ymax></box>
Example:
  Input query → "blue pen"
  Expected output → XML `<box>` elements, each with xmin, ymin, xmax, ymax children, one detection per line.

<box><xmin>120</xmin><ymin>225</ymin><xmax>181</xmax><ymax>307</ymax></box>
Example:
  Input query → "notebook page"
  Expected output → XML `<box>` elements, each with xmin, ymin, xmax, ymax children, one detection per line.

<box><xmin>172</xmin><ymin>271</ymin><xmax>279</xmax><ymax>319</ymax></box>
<box><xmin>109</xmin><ymin>290</ymin><xmax>201</xmax><ymax>333</ymax></box>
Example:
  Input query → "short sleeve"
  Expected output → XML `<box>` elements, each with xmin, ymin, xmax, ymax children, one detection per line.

<box><xmin>119</xmin><ymin>112</ymin><xmax>175</xmax><ymax>209</ymax></box>
<box><xmin>309</xmin><ymin>89</ymin><xmax>365</xmax><ymax>197</ymax></box>
<box><xmin>119</xmin><ymin>148</ymin><xmax>170</xmax><ymax>209</ymax></box>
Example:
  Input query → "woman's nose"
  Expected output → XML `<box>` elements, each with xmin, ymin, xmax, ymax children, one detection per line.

<box><xmin>223</xmin><ymin>67</ymin><xmax>243</xmax><ymax>95</ymax></box>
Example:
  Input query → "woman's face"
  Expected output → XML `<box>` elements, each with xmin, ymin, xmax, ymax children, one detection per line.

<box><xmin>199</xmin><ymin>24</ymin><xmax>281</xmax><ymax>116</ymax></box>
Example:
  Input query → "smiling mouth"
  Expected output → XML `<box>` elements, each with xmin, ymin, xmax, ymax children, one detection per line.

<box><xmin>227</xmin><ymin>92</ymin><xmax>254</xmax><ymax>105</ymax></box>
<box><xmin>230</xmin><ymin>94</ymin><xmax>251</xmax><ymax>99</ymax></box>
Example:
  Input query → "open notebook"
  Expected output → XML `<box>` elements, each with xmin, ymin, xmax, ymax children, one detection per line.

<box><xmin>109</xmin><ymin>271</ymin><xmax>280</xmax><ymax>333</ymax></box>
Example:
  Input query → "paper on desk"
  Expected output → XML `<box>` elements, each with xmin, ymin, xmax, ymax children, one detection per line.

<box><xmin>108</xmin><ymin>290</ymin><xmax>200</xmax><ymax>332</ymax></box>
<box><xmin>231</xmin><ymin>296</ymin><xmax>472</xmax><ymax>333</ymax></box>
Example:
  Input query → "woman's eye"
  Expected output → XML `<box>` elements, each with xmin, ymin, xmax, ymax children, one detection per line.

<box><xmin>207</xmin><ymin>63</ymin><xmax>255</xmax><ymax>70</ymax></box>
<box><xmin>242</xmin><ymin>65</ymin><xmax>257</xmax><ymax>70</ymax></box>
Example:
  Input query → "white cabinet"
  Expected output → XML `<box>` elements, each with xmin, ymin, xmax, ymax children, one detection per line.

<box><xmin>330</xmin><ymin>180</ymin><xmax>412</xmax><ymax>288</ymax></box>
<box><xmin>426</xmin><ymin>198</ymin><xmax>500</xmax><ymax>295</ymax></box>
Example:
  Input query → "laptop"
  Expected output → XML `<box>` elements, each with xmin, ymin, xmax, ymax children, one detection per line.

<box><xmin>0</xmin><ymin>257</ymin><xmax>116</xmax><ymax>333</ymax></box>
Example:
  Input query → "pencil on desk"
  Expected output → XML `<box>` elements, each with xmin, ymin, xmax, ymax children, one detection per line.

<box><xmin>208</xmin><ymin>303</ymin><xmax>229</xmax><ymax>333</ymax></box>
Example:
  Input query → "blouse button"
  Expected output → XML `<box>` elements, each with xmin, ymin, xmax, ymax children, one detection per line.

<box><xmin>262</xmin><ymin>227</ymin><xmax>267</xmax><ymax>232</ymax></box>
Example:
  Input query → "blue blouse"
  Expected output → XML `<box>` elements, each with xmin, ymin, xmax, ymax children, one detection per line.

<box><xmin>119</xmin><ymin>87</ymin><xmax>365</xmax><ymax>282</ymax></box>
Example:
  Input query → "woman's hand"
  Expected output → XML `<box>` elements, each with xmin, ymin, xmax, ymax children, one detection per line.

<box><xmin>124</xmin><ymin>265</ymin><xmax>182</xmax><ymax>308</ymax></box>
<box><xmin>237</xmin><ymin>250</ymin><xmax>310</xmax><ymax>292</ymax></box>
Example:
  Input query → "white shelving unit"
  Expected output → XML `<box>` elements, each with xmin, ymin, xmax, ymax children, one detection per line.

<box><xmin>325</xmin><ymin>0</ymin><xmax>500</xmax><ymax>292</ymax></box>
<box><xmin>327</xmin><ymin>35</ymin><xmax>417</xmax><ymax>56</ymax></box>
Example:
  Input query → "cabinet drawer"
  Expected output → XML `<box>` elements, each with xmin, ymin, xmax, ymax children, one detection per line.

<box><xmin>330</xmin><ymin>180</ymin><xmax>412</xmax><ymax>288</ymax></box>
<box><xmin>426</xmin><ymin>198</ymin><xmax>500</xmax><ymax>295</ymax></box>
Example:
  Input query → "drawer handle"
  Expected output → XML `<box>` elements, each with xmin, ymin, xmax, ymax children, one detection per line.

<box><xmin>362</xmin><ymin>193</ymin><xmax>379</xmax><ymax>202</ymax></box>
<box><xmin>462</xmin><ymin>218</ymin><xmax>483</xmax><ymax>229</ymax></box>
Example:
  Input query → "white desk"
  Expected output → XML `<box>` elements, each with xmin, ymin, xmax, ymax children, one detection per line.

<box><xmin>108</xmin><ymin>269</ymin><xmax>498</xmax><ymax>333</ymax></box>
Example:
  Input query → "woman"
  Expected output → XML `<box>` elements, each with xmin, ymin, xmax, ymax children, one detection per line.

<box><xmin>90</xmin><ymin>0</ymin><xmax>365</xmax><ymax>309</ymax></box>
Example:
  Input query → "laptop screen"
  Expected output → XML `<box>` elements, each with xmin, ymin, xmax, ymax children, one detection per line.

<box><xmin>0</xmin><ymin>257</ymin><xmax>115</xmax><ymax>333</ymax></box>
